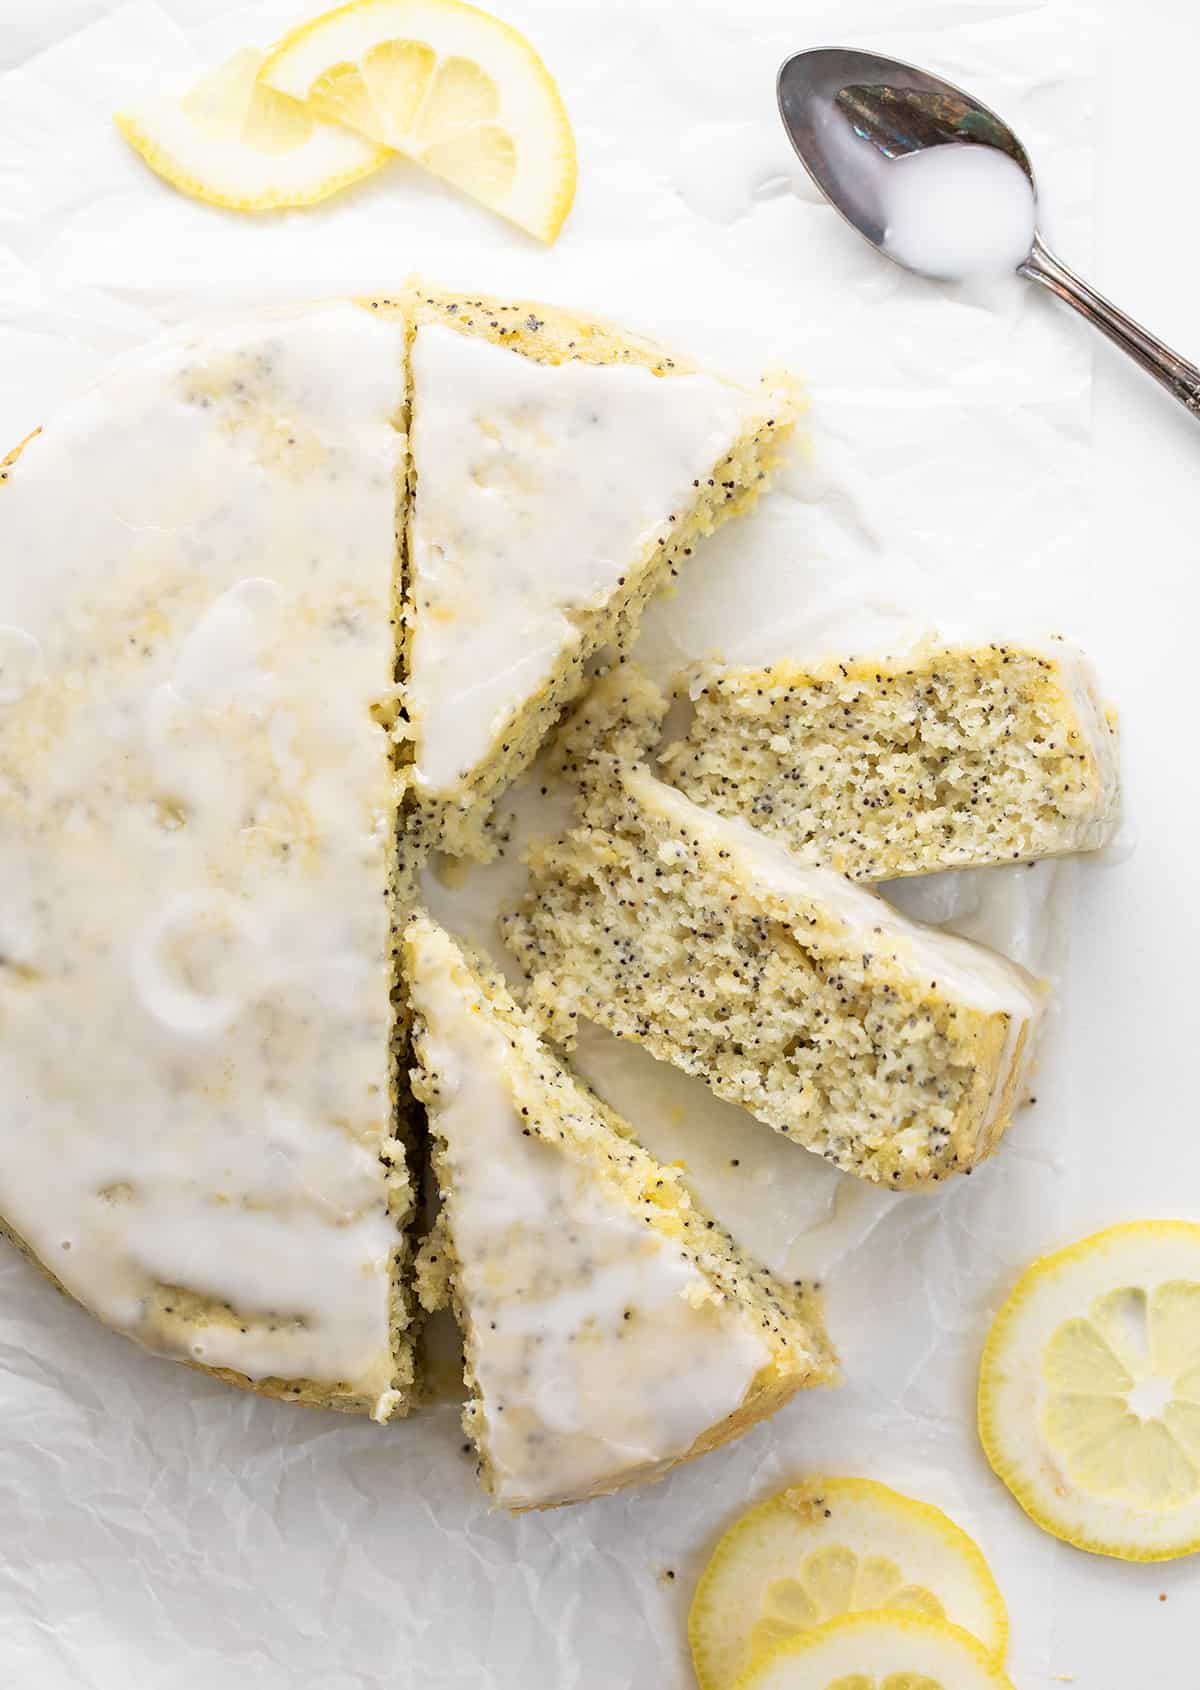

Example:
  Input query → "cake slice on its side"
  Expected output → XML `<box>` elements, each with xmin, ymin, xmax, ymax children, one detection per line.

<box><xmin>660</xmin><ymin>640</ymin><xmax>1120</xmax><ymax>881</ymax></box>
<box><xmin>505</xmin><ymin>753</ymin><xmax>1046</xmax><ymax>1189</ymax></box>
<box><xmin>402</xmin><ymin>284</ymin><xmax>798</xmax><ymax>858</ymax></box>
<box><xmin>405</xmin><ymin>911</ymin><xmax>834</xmax><ymax>1509</ymax></box>
<box><xmin>551</xmin><ymin>644</ymin><xmax>1119</xmax><ymax>881</ymax></box>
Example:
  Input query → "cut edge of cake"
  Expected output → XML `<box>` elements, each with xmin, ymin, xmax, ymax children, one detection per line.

<box><xmin>405</xmin><ymin>909</ymin><xmax>835</xmax><ymax>1508</ymax></box>
<box><xmin>360</xmin><ymin>292</ymin><xmax>424</xmax><ymax>1421</ymax></box>
<box><xmin>661</xmin><ymin>637</ymin><xmax>1121</xmax><ymax>879</ymax></box>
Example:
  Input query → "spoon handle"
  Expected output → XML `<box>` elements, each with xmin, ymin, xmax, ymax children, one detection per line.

<box><xmin>1021</xmin><ymin>234</ymin><xmax>1200</xmax><ymax>417</ymax></box>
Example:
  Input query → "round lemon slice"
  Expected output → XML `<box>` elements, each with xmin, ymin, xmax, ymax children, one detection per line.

<box><xmin>116</xmin><ymin>47</ymin><xmax>390</xmax><ymax>211</ymax></box>
<box><xmin>688</xmin><ymin>1477</ymin><xmax>1007</xmax><ymax>1690</ymax></box>
<box><xmin>732</xmin><ymin>1611</ymin><xmax>1014</xmax><ymax>1690</ymax></box>
<box><xmin>979</xmin><ymin>1219</ymin><xmax>1200</xmax><ymax>1561</ymax></box>
<box><xmin>259</xmin><ymin>0</ymin><xmax>576</xmax><ymax>241</ymax></box>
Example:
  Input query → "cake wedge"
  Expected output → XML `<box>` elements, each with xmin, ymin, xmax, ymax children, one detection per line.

<box><xmin>405</xmin><ymin>911</ymin><xmax>834</xmax><ymax>1508</ymax></box>
<box><xmin>661</xmin><ymin>640</ymin><xmax>1120</xmax><ymax>880</ymax></box>
<box><xmin>505</xmin><ymin>755</ymin><xmax>1047</xmax><ymax>1189</ymax></box>
<box><xmin>402</xmin><ymin>284</ymin><xmax>797</xmax><ymax>857</ymax></box>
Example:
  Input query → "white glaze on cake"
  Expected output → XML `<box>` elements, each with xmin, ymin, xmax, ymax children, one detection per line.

<box><xmin>0</xmin><ymin>303</ymin><xmax>408</xmax><ymax>1411</ymax></box>
<box><xmin>406</xmin><ymin>322</ymin><xmax>762</xmax><ymax>797</ymax></box>
<box><xmin>405</xmin><ymin>914</ymin><xmax>772</xmax><ymax>1507</ymax></box>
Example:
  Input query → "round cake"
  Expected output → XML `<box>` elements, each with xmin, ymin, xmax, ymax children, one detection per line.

<box><xmin>0</xmin><ymin>286</ymin><xmax>800</xmax><ymax>1491</ymax></box>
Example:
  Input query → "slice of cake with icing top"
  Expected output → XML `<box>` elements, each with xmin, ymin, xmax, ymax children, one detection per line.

<box><xmin>405</xmin><ymin>910</ymin><xmax>834</xmax><ymax>1508</ymax></box>
<box><xmin>0</xmin><ymin>302</ymin><xmax>415</xmax><ymax>1416</ymax></box>
<box><xmin>505</xmin><ymin>706</ymin><xmax>1047</xmax><ymax>1188</ymax></box>
<box><xmin>660</xmin><ymin>639</ymin><xmax>1119</xmax><ymax>880</ymax></box>
<box><xmin>402</xmin><ymin>284</ymin><xmax>798</xmax><ymax>858</ymax></box>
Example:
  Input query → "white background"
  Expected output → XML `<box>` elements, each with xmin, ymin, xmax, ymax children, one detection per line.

<box><xmin>0</xmin><ymin>1</ymin><xmax>1197</xmax><ymax>1686</ymax></box>
<box><xmin>1040</xmin><ymin>1</ymin><xmax>1200</xmax><ymax>1678</ymax></box>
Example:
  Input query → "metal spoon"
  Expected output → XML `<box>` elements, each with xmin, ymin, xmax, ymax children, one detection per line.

<box><xmin>777</xmin><ymin>46</ymin><xmax>1200</xmax><ymax>417</ymax></box>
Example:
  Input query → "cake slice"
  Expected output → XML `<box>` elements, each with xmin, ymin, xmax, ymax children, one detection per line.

<box><xmin>402</xmin><ymin>284</ymin><xmax>797</xmax><ymax>857</ymax></box>
<box><xmin>505</xmin><ymin>758</ymin><xmax>1046</xmax><ymax>1189</ymax></box>
<box><xmin>405</xmin><ymin>911</ymin><xmax>834</xmax><ymax>1508</ymax></box>
<box><xmin>660</xmin><ymin>640</ymin><xmax>1120</xmax><ymax>880</ymax></box>
<box><xmin>0</xmin><ymin>302</ymin><xmax>416</xmax><ymax>1417</ymax></box>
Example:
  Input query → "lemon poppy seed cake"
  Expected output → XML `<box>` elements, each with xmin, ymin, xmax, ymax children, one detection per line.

<box><xmin>405</xmin><ymin>911</ymin><xmax>834</xmax><ymax>1507</ymax></box>
<box><xmin>505</xmin><ymin>699</ymin><xmax>1046</xmax><ymax>1187</ymax></box>
<box><xmin>402</xmin><ymin>283</ymin><xmax>798</xmax><ymax>858</ymax></box>
<box><xmin>0</xmin><ymin>286</ymin><xmax>816</xmax><ymax>1446</ymax></box>
<box><xmin>659</xmin><ymin>640</ymin><xmax>1119</xmax><ymax>880</ymax></box>
<box><xmin>0</xmin><ymin>303</ymin><xmax>416</xmax><ymax>1416</ymax></box>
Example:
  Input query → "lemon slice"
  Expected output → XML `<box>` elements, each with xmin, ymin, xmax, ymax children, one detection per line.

<box><xmin>688</xmin><ymin>1477</ymin><xmax>1007</xmax><ymax>1690</ymax></box>
<box><xmin>979</xmin><ymin>1219</ymin><xmax>1200</xmax><ymax>1561</ymax></box>
<box><xmin>260</xmin><ymin>0</ymin><xmax>576</xmax><ymax>240</ymax></box>
<box><xmin>116</xmin><ymin>47</ymin><xmax>390</xmax><ymax>211</ymax></box>
<box><xmin>732</xmin><ymin>1612</ymin><xmax>1014</xmax><ymax>1690</ymax></box>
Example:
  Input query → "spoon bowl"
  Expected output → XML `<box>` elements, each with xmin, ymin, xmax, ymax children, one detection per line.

<box><xmin>777</xmin><ymin>47</ymin><xmax>1035</xmax><ymax>266</ymax></box>
<box><xmin>777</xmin><ymin>46</ymin><xmax>1200</xmax><ymax>415</ymax></box>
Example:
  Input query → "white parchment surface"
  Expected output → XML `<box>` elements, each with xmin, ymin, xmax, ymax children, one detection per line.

<box><xmin>0</xmin><ymin>2</ymin><xmax>1108</xmax><ymax>1686</ymax></box>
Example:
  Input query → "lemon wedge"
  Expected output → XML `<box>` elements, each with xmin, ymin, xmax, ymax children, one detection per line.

<box><xmin>115</xmin><ymin>47</ymin><xmax>390</xmax><ymax>211</ymax></box>
<box><xmin>731</xmin><ymin>1611</ymin><xmax>1014</xmax><ymax>1690</ymax></box>
<box><xmin>979</xmin><ymin>1219</ymin><xmax>1200</xmax><ymax>1561</ymax></box>
<box><xmin>260</xmin><ymin>0</ymin><xmax>576</xmax><ymax>240</ymax></box>
<box><xmin>688</xmin><ymin>1477</ymin><xmax>1008</xmax><ymax>1690</ymax></box>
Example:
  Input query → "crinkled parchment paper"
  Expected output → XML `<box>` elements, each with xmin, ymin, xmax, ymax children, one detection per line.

<box><xmin>0</xmin><ymin>2</ymin><xmax>1106</xmax><ymax>1685</ymax></box>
